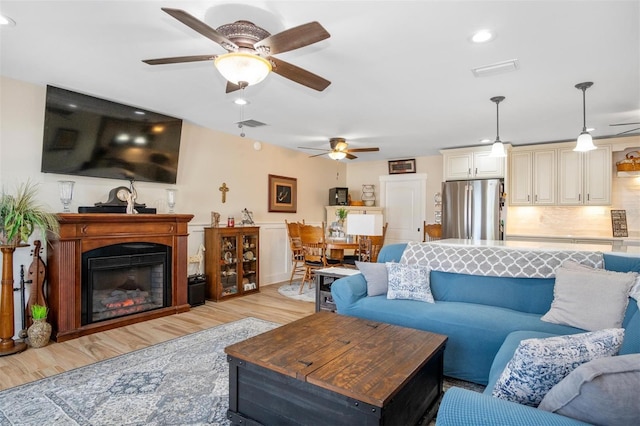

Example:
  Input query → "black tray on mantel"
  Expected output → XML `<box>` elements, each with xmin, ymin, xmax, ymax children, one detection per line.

<box><xmin>78</xmin><ymin>206</ymin><xmax>157</xmax><ymax>214</ymax></box>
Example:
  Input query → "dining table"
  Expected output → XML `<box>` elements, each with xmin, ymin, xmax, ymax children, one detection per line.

<box><xmin>325</xmin><ymin>239</ymin><xmax>360</xmax><ymax>261</ymax></box>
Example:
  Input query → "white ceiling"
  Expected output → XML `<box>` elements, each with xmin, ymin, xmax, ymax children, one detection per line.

<box><xmin>1</xmin><ymin>1</ymin><xmax>639</xmax><ymax>161</ymax></box>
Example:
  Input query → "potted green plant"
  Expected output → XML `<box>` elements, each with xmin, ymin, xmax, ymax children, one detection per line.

<box><xmin>336</xmin><ymin>208</ymin><xmax>349</xmax><ymax>223</ymax></box>
<box><xmin>0</xmin><ymin>181</ymin><xmax>59</xmax><ymax>246</ymax></box>
<box><xmin>27</xmin><ymin>304</ymin><xmax>52</xmax><ymax>348</ymax></box>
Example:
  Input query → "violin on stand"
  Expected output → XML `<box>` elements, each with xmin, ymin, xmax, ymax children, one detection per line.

<box><xmin>25</xmin><ymin>240</ymin><xmax>47</xmax><ymax>327</ymax></box>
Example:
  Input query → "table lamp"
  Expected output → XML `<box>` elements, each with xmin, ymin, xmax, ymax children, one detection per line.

<box><xmin>346</xmin><ymin>214</ymin><xmax>383</xmax><ymax>262</ymax></box>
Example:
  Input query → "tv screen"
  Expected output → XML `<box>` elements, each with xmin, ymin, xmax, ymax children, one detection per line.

<box><xmin>41</xmin><ymin>85</ymin><xmax>182</xmax><ymax>184</ymax></box>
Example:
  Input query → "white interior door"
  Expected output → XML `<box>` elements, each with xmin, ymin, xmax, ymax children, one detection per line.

<box><xmin>379</xmin><ymin>174</ymin><xmax>427</xmax><ymax>244</ymax></box>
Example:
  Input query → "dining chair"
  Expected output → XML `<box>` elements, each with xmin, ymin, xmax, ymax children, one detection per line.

<box><xmin>285</xmin><ymin>220</ymin><xmax>305</xmax><ymax>285</ymax></box>
<box><xmin>423</xmin><ymin>222</ymin><xmax>442</xmax><ymax>242</ymax></box>
<box><xmin>344</xmin><ymin>222</ymin><xmax>388</xmax><ymax>264</ymax></box>
<box><xmin>298</xmin><ymin>222</ymin><xmax>341</xmax><ymax>294</ymax></box>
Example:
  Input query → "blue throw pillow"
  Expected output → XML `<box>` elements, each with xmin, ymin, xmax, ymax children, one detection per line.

<box><xmin>386</xmin><ymin>263</ymin><xmax>434</xmax><ymax>303</ymax></box>
<box><xmin>491</xmin><ymin>328</ymin><xmax>624</xmax><ymax>407</ymax></box>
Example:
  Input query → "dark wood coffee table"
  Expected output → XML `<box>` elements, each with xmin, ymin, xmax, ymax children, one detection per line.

<box><xmin>225</xmin><ymin>312</ymin><xmax>447</xmax><ymax>425</ymax></box>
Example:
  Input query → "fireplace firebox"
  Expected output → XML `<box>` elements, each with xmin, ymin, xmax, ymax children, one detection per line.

<box><xmin>82</xmin><ymin>243</ymin><xmax>171</xmax><ymax>325</ymax></box>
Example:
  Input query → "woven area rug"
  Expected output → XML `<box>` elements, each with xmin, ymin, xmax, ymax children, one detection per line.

<box><xmin>0</xmin><ymin>316</ymin><xmax>485</xmax><ymax>425</ymax></box>
<box><xmin>0</xmin><ymin>317</ymin><xmax>278</xmax><ymax>426</ymax></box>
<box><xmin>277</xmin><ymin>281</ymin><xmax>315</xmax><ymax>302</ymax></box>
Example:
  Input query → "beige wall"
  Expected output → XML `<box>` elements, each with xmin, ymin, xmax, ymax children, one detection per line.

<box><xmin>346</xmin><ymin>156</ymin><xmax>444</xmax><ymax>225</ymax></box>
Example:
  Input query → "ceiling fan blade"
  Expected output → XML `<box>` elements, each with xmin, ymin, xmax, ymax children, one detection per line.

<box><xmin>616</xmin><ymin>127</ymin><xmax>640</xmax><ymax>136</ymax></box>
<box><xmin>161</xmin><ymin>8</ymin><xmax>238</xmax><ymax>51</ymax></box>
<box><xmin>254</xmin><ymin>21</ymin><xmax>330</xmax><ymax>55</ymax></box>
<box><xmin>298</xmin><ymin>147</ymin><xmax>331</xmax><ymax>151</ymax></box>
<box><xmin>346</xmin><ymin>147</ymin><xmax>380</xmax><ymax>153</ymax></box>
<box><xmin>346</xmin><ymin>153</ymin><xmax>358</xmax><ymax>160</ymax></box>
<box><xmin>610</xmin><ymin>122</ymin><xmax>640</xmax><ymax>126</ymax></box>
<box><xmin>309</xmin><ymin>152</ymin><xmax>329</xmax><ymax>158</ymax></box>
<box><xmin>225</xmin><ymin>81</ymin><xmax>243</xmax><ymax>93</ymax></box>
<box><xmin>269</xmin><ymin>57</ymin><xmax>331</xmax><ymax>92</ymax></box>
<box><xmin>143</xmin><ymin>54</ymin><xmax>216</xmax><ymax>65</ymax></box>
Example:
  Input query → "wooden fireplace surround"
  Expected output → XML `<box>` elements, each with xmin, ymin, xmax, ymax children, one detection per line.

<box><xmin>47</xmin><ymin>213</ymin><xmax>193</xmax><ymax>342</ymax></box>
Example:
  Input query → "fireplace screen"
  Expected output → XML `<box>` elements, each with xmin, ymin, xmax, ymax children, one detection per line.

<box><xmin>82</xmin><ymin>243</ymin><xmax>171</xmax><ymax>325</ymax></box>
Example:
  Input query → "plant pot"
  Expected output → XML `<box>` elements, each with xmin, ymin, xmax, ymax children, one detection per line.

<box><xmin>27</xmin><ymin>318</ymin><xmax>52</xmax><ymax>348</ymax></box>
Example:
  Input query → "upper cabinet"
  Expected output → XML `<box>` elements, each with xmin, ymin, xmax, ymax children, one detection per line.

<box><xmin>558</xmin><ymin>145</ymin><xmax>611</xmax><ymax>205</ymax></box>
<box><xmin>509</xmin><ymin>150</ymin><xmax>556</xmax><ymax>205</ymax></box>
<box><xmin>508</xmin><ymin>142</ymin><xmax>611</xmax><ymax>207</ymax></box>
<box><xmin>442</xmin><ymin>146</ymin><xmax>507</xmax><ymax>180</ymax></box>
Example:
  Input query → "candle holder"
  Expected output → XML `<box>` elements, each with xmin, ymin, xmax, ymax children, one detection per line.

<box><xmin>58</xmin><ymin>181</ymin><xmax>75</xmax><ymax>213</ymax></box>
<box><xmin>166</xmin><ymin>188</ymin><xmax>177</xmax><ymax>213</ymax></box>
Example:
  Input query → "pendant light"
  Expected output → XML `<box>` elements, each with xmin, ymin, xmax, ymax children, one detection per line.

<box><xmin>489</xmin><ymin>96</ymin><xmax>507</xmax><ymax>157</ymax></box>
<box><xmin>574</xmin><ymin>82</ymin><xmax>596</xmax><ymax>152</ymax></box>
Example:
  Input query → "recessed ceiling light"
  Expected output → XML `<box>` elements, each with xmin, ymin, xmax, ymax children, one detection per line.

<box><xmin>134</xmin><ymin>110</ymin><xmax>145</xmax><ymax>115</ymax></box>
<box><xmin>471</xmin><ymin>29</ymin><xmax>493</xmax><ymax>43</ymax></box>
<box><xmin>0</xmin><ymin>15</ymin><xmax>16</xmax><ymax>26</ymax></box>
<box><xmin>480</xmin><ymin>138</ymin><xmax>492</xmax><ymax>144</ymax></box>
<box><xmin>234</xmin><ymin>98</ymin><xmax>249</xmax><ymax>105</ymax></box>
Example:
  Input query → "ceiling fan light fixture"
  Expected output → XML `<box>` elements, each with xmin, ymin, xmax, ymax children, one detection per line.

<box><xmin>574</xmin><ymin>81</ymin><xmax>597</xmax><ymax>152</ymax></box>
<box><xmin>328</xmin><ymin>151</ymin><xmax>347</xmax><ymax>160</ymax></box>
<box><xmin>214</xmin><ymin>52</ymin><xmax>272</xmax><ymax>86</ymax></box>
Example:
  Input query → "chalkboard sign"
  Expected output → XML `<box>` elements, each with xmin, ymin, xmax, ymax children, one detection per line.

<box><xmin>611</xmin><ymin>210</ymin><xmax>628</xmax><ymax>237</ymax></box>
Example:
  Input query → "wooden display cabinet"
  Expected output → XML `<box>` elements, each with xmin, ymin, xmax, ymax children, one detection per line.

<box><xmin>204</xmin><ymin>226</ymin><xmax>259</xmax><ymax>301</ymax></box>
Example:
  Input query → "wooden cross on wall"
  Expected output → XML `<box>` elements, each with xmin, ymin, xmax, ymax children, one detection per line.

<box><xmin>219</xmin><ymin>182</ymin><xmax>229</xmax><ymax>203</ymax></box>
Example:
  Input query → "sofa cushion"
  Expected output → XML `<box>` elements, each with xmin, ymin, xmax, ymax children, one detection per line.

<box><xmin>386</xmin><ymin>263</ymin><xmax>434</xmax><ymax>303</ymax></box>
<box><xmin>541</xmin><ymin>261</ymin><xmax>636</xmax><ymax>331</ymax></box>
<box><xmin>356</xmin><ymin>261</ymin><xmax>388</xmax><ymax>296</ymax></box>
<box><xmin>491</xmin><ymin>328</ymin><xmax>624</xmax><ymax>407</ymax></box>
<box><xmin>538</xmin><ymin>354</ymin><xmax>640</xmax><ymax>425</ymax></box>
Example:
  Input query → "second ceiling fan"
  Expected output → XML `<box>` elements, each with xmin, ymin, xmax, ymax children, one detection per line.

<box><xmin>300</xmin><ymin>138</ymin><xmax>380</xmax><ymax>160</ymax></box>
<box><xmin>143</xmin><ymin>8</ymin><xmax>331</xmax><ymax>93</ymax></box>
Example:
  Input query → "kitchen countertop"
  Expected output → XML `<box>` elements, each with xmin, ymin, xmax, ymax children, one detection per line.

<box><xmin>434</xmin><ymin>239</ymin><xmax>640</xmax><ymax>256</ymax></box>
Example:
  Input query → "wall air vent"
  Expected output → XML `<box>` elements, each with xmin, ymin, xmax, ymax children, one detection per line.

<box><xmin>236</xmin><ymin>119</ymin><xmax>267</xmax><ymax>128</ymax></box>
<box><xmin>472</xmin><ymin>59</ymin><xmax>520</xmax><ymax>78</ymax></box>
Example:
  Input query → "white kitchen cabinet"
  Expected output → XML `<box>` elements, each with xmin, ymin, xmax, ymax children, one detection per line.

<box><xmin>443</xmin><ymin>147</ymin><xmax>506</xmax><ymax>180</ymax></box>
<box><xmin>509</xmin><ymin>150</ymin><xmax>556</xmax><ymax>205</ymax></box>
<box><xmin>558</xmin><ymin>145</ymin><xmax>611</xmax><ymax>205</ymax></box>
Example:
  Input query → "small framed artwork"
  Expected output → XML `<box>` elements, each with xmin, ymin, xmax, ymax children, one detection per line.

<box><xmin>388</xmin><ymin>158</ymin><xmax>416</xmax><ymax>174</ymax></box>
<box><xmin>268</xmin><ymin>174</ymin><xmax>297</xmax><ymax>213</ymax></box>
<box><xmin>51</xmin><ymin>128</ymin><xmax>78</xmax><ymax>150</ymax></box>
<box><xmin>611</xmin><ymin>209</ymin><xmax>628</xmax><ymax>237</ymax></box>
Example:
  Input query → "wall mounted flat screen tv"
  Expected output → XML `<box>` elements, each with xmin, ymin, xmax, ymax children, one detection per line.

<box><xmin>41</xmin><ymin>85</ymin><xmax>182</xmax><ymax>184</ymax></box>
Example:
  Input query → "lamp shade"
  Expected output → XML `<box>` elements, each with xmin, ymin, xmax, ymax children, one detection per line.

<box><xmin>214</xmin><ymin>52</ymin><xmax>272</xmax><ymax>86</ymax></box>
<box><xmin>346</xmin><ymin>214</ymin><xmax>383</xmax><ymax>236</ymax></box>
<box><xmin>574</xmin><ymin>131</ymin><xmax>597</xmax><ymax>152</ymax></box>
<box><xmin>489</xmin><ymin>141</ymin><xmax>506</xmax><ymax>157</ymax></box>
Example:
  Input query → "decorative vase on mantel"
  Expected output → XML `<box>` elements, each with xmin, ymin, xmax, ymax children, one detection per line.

<box><xmin>361</xmin><ymin>184</ymin><xmax>376</xmax><ymax>207</ymax></box>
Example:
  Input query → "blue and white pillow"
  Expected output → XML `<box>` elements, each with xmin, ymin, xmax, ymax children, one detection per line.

<box><xmin>491</xmin><ymin>328</ymin><xmax>624</xmax><ymax>407</ymax></box>
<box><xmin>386</xmin><ymin>263</ymin><xmax>434</xmax><ymax>303</ymax></box>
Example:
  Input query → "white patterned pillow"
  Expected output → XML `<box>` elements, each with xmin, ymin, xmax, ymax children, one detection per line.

<box><xmin>386</xmin><ymin>263</ymin><xmax>434</xmax><ymax>303</ymax></box>
<box><xmin>491</xmin><ymin>328</ymin><xmax>624</xmax><ymax>407</ymax></box>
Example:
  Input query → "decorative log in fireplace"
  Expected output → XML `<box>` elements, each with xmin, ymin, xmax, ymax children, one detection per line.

<box><xmin>47</xmin><ymin>213</ymin><xmax>193</xmax><ymax>342</ymax></box>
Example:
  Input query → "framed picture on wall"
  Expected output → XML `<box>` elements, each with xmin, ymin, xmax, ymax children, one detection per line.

<box><xmin>388</xmin><ymin>158</ymin><xmax>416</xmax><ymax>174</ymax></box>
<box><xmin>268</xmin><ymin>174</ymin><xmax>297</xmax><ymax>213</ymax></box>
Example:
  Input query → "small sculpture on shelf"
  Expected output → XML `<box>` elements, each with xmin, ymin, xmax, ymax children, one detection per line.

<box><xmin>241</xmin><ymin>208</ymin><xmax>255</xmax><ymax>225</ymax></box>
<box><xmin>211</xmin><ymin>211</ymin><xmax>221</xmax><ymax>227</ymax></box>
<box><xmin>188</xmin><ymin>244</ymin><xmax>205</xmax><ymax>275</ymax></box>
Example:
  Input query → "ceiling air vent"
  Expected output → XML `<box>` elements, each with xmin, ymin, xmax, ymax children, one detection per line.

<box><xmin>472</xmin><ymin>59</ymin><xmax>519</xmax><ymax>78</ymax></box>
<box><xmin>236</xmin><ymin>119</ymin><xmax>267</xmax><ymax>128</ymax></box>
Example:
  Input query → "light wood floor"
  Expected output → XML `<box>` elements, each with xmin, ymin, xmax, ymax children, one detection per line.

<box><xmin>0</xmin><ymin>283</ymin><xmax>314</xmax><ymax>391</ymax></box>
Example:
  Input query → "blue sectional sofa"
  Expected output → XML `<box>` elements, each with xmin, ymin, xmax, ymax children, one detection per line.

<box><xmin>331</xmin><ymin>242</ymin><xmax>640</xmax><ymax>424</ymax></box>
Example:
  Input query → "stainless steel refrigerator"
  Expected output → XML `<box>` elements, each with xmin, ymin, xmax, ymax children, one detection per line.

<box><xmin>441</xmin><ymin>179</ymin><xmax>504</xmax><ymax>240</ymax></box>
